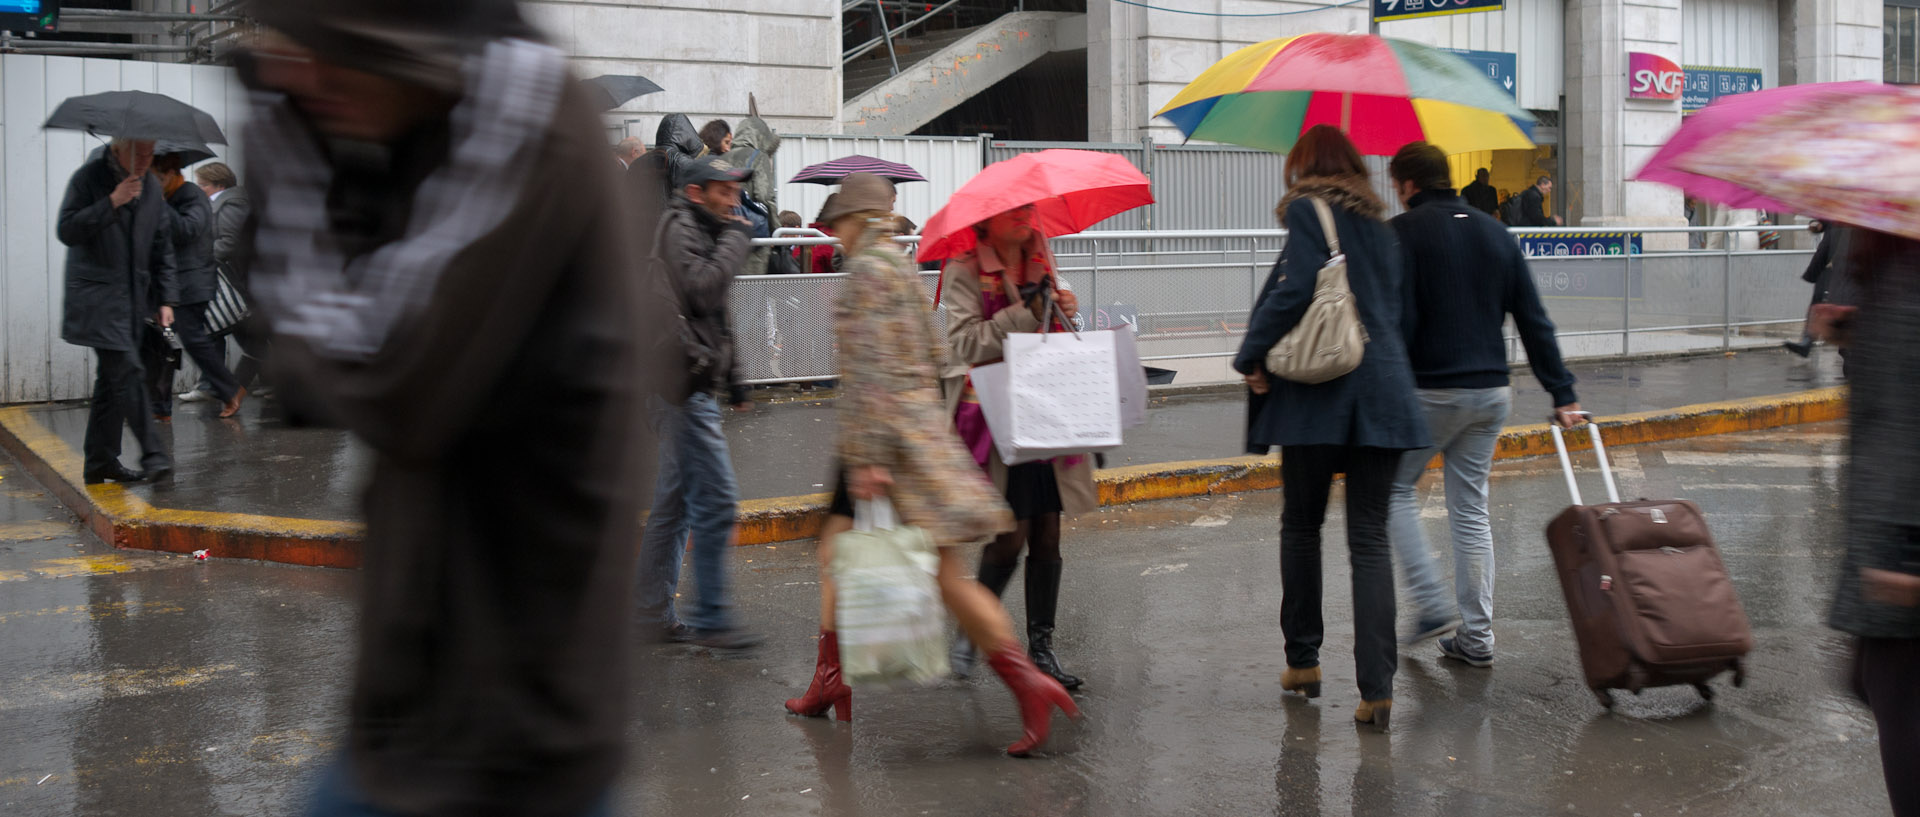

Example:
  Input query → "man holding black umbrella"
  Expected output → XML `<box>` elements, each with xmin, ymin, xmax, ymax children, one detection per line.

<box><xmin>56</xmin><ymin>137</ymin><xmax>178</xmax><ymax>484</ymax></box>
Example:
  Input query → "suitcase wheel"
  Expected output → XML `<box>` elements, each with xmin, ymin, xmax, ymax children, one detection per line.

<box><xmin>1594</xmin><ymin>689</ymin><xmax>1615</xmax><ymax>710</ymax></box>
<box><xmin>1693</xmin><ymin>682</ymin><xmax>1716</xmax><ymax>702</ymax></box>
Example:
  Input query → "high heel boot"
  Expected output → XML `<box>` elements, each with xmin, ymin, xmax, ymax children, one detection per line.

<box><xmin>1024</xmin><ymin>558</ymin><xmax>1082</xmax><ymax>690</ymax></box>
<box><xmin>784</xmin><ymin>630</ymin><xmax>852</xmax><ymax>721</ymax></box>
<box><xmin>950</xmin><ymin>557</ymin><xmax>1019</xmax><ymax>679</ymax></box>
<box><xmin>987</xmin><ymin>644</ymin><xmax>1080</xmax><ymax>757</ymax></box>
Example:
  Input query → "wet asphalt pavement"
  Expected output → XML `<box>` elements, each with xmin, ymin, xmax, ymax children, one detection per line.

<box><xmin>0</xmin><ymin>421</ymin><xmax>1895</xmax><ymax>816</ymax></box>
<box><xmin>20</xmin><ymin>348</ymin><xmax>1844</xmax><ymax>523</ymax></box>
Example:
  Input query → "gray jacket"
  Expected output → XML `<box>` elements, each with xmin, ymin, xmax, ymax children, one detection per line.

<box><xmin>165</xmin><ymin>181</ymin><xmax>218</xmax><ymax>305</ymax></box>
<box><xmin>1829</xmin><ymin>231</ymin><xmax>1920</xmax><ymax>640</ymax></box>
<box><xmin>57</xmin><ymin>151</ymin><xmax>178</xmax><ymax>352</ymax></box>
<box><xmin>211</xmin><ymin>186</ymin><xmax>250</xmax><ymax>266</ymax></box>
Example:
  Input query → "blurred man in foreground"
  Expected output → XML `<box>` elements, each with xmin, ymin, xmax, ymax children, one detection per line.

<box><xmin>238</xmin><ymin>0</ymin><xmax>667</xmax><ymax>814</ymax></box>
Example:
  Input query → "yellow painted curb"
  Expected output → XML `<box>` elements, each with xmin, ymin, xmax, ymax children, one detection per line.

<box><xmin>733</xmin><ymin>386</ymin><xmax>1849</xmax><ymax>545</ymax></box>
<box><xmin>0</xmin><ymin>386</ymin><xmax>1848</xmax><ymax>564</ymax></box>
<box><xmin>0</xmin><ymin>406</ymin><xmax>364</xmax><ymax>568</ymax></box>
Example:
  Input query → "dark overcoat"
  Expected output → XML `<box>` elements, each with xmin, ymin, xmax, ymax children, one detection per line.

<box><xmin>57</xmin><ymin>150</ymin><xmax>178</xmax><ymax>351</ymax></box>
<box><xmin>1233</xmin><ymin>176</ymin><xmax>1429</xmax><ymax>453</ymax></box>
<box><xmin>164</xmin><ymin>181</ymin><xmax>218</xmax><ymax>305</ymax></box>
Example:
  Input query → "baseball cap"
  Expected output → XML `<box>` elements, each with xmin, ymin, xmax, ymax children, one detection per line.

<box><xmin>678</xmin><ymin>154</ymin><xmax>753</xmax><ymax>187</ymax></box>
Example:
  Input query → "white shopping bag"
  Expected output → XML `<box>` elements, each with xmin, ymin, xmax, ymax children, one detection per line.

<box><xmin>832</xmin><ymin>499</ymin><xmax>949</xmax><ymax>687</ymax></box>
<box><xmin>1113</xmin><ymin>323</ymin><xmax>1148</xmax><ymax>430</ymax></box>
<box><xmin>999</xmin><ymin>329</ymin><xmax>1124</xmax><ymax>459</ymax></box>
<box><xmin>972</xmin><ymin>360</ymin><xmax>1125</xmax><ymax>465</ymax></box>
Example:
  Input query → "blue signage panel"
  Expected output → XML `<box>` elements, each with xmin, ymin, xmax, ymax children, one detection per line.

<box><xmin>1375</xmin><ymin>0</ymin><xmax>1504</xmax><ymax>23</ymax></box>
<box><xmin>1682</xmin><ymin>66</ymin><xmax>1764</xmax><ymax>113</ymax></box>
<box><xmin>1442</xmin><ymin>48</ymin><xmax>1518</xmax><ymax>100</ymax></box>
<box><xmin>1522</xmin><ymin>233</ymin><xmax>1645</xmax><ymax>298</ymax></box>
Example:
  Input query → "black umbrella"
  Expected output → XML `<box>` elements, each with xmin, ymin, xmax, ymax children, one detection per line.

<box><xmin>582</xmin><ymin>74</ymin><xmax>663</xmax><ymax>111</ymax></box>
<box><xmin>43</xmin><ymin>90</ymin><xmax>228</xmax><ymax>144</ymax></box>
<box><xmin>155</xmin><ymin>139</ymin><xmax>218</xmax><ymax>167</ymax></box>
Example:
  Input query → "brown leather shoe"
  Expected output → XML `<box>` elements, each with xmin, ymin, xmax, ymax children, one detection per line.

<box><xmin>218</xmin><ymin>387</ymin><xmax>246</xmax><ymax>419</ymax></box>
<box><xmin>1281</xmin><ymin>666</ymin><xmax>1322</xmax><ymax>698</ymax></box>
<box><xmin>1355</xmin><ymin>699</ymin><xmax>1392</xmax><ymax>732</ymax></box>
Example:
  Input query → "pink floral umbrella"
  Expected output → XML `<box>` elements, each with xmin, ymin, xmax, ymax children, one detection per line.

<box><xmin>1636</xmin><ymin>81</ymin><xmax>1920</xmax><ymax>240</ymax></box>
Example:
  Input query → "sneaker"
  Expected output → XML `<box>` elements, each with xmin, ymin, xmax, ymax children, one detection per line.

<box><xmin>177</xmin><ymin>389</ymin><xmax>216</xmax><ymax>403</ymax></box>
<box><xmin>1402</xmin><ymin>616</ymin><xmax>1459</xmax><ymax>645</ymax></box>
<box><xmin>1437</xmin><ymin>637</ymin><xmax>1494</xmax><ymax>668</ymax></box>
<box><xmin>689</xmin><ymin>627</ymin><xmax>764</xmax><ymax>650</ymax></box>
<box><xmin>1782</xmin><ymin>340</ymin><xmax>1813</xmax><ymax>358</ymax></box>
<box><xmin>653</xmin><ymin>621</ymin><xmax>695</xmax><ymax>644</ymax></box>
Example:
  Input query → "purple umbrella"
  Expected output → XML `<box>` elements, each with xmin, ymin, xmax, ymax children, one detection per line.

<box><xmin>789</xmin><ymin>155</ymin><xmax>928</xmax><ymax>185</ymax></box>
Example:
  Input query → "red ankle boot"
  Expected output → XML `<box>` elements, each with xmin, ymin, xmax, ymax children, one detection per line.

<box><xmin>784</xmin><ymin>630</ymin><xmax>852</xmax><ymax>721</ymax></box>
<box><xmin>987</xmin><ymin>644</ymin><xmax>1080</xmax><ymax>757</ymax></box>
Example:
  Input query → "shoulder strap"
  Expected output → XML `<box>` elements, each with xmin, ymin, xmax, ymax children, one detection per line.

<box><xmin>1309</xmin><ymin>197</ymin><xmax>1341</xmax><ymax>257</ymax></box>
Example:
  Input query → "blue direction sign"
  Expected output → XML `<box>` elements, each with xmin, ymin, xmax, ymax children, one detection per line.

<box><xmin>1442</xmin><ymin>48</ymin><xmax>1518</xmax><ymax>100</ymax></box>
<box><xmin>1682</xmin><ymin>66</ymin><xmax>1763</xmax><ymax>113</ymax></box>
<box><xmin>1375</xmin><ymin>0</ymin><xmax>1504</xmax><ymax>23</ymax></box>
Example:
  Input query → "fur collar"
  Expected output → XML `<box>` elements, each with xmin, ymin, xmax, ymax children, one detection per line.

<box><xmin>1276</xmin><ymin>174</ymin><xmax>1386</xmax><ymax>222</ymax></box>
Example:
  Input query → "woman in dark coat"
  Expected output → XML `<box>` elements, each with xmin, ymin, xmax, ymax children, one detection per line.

<box><xmin>1232</xmin><ymin>125</ymin><xmax>1429</xmax><ymax>731</ymax></box>
<box><xmin>1814</xmin><ymin>229</ymin><xmax>1920</xmax><ymax>816</ymax></box>
<box><xmin>146</xmin><ymin>151</ymin><xmax>243</xmax><ymax>420</ymax></box>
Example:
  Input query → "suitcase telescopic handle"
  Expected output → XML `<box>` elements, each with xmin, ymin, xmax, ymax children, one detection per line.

<box><xmin>1549</xmin><ymin>412</ymin><xmax>1621</xmax><ymax>506</ymax></box>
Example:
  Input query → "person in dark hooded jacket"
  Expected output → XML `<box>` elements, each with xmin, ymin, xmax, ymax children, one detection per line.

<box><xmin>58</xmin><ymin>137</ymin><xmax>178</xmax><ymax>484</ymax></box>
<box><xmin>632</xmin><ymin>113</ymin><xmax>704</xmax><ymax>201</ymax></box>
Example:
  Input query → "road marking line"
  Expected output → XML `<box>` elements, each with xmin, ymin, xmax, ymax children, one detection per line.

<box><xmin>1663</xmin><ymin>452</ymin><xmax>1843</xmax><ymax>469</ymax></box>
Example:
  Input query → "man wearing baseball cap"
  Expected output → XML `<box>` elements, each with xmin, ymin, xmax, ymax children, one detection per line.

<box><xmin>634</xmin><ymin>153</ymin><xmax>764</xmax><ymax>649</ymax></box>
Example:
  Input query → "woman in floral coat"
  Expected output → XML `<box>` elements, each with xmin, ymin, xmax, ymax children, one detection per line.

<box><xmin>783</xmin><ymin>174</ymin><xmax>1078</xmax><ymax>758</ymax></box>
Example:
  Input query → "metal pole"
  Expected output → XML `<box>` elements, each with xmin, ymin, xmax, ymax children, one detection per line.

<box><xmin>873</xmin><ymin>0</ymin><xmax>901</xmax><ymax>76</ymax></box>
<box><xmin>1622</xmin><ymin>238</ymin><xmax>1633</xmax><ymax>356</ymax></box>
<box><xmin>1722</xmin><ymin>235</ymin><xmax>1733</xmax><ymax>351</ymax></box>
<box><xmin>1089</xmin><ymin>241</ymin><xmax>1100</xmax><ymax>325</ymax></box>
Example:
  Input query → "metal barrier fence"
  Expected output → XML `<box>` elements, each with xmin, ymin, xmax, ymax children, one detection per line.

<box><xmin>731</xmin><ymin>226</ymin><xmax>1816</xmax><ymax>386</ymax></box>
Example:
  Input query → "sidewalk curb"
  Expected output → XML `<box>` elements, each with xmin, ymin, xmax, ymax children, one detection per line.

<box><xmin>0</xmin><ymin>406</ymin><xmax>364</xmax><ymax>568</ymax></box>
<box><xmin>0</xmin><ymin>387</ymin><xmax>1846</xmax><ymax>565</ymax></box>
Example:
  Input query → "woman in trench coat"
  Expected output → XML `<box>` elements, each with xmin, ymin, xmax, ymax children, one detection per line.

<box><xmin>938</xmin><ymin>204</ymin><xmax>1100</xmax><ymax>692</ymax></box>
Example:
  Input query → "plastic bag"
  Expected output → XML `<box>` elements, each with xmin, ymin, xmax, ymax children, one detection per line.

<box><xmin>831</xmin><ymin>499</ymin><xmax>950</xmax><ymax>687</ymax></box>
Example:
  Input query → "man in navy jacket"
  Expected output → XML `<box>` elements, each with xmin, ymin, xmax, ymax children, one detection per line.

<box><xmin>1384</xmin><ymin>142</ymin><xmax>1581</xmax><ymax>668</ymax></box>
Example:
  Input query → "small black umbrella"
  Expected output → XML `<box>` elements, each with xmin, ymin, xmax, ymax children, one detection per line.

<box><xmin>582</xmin><ymin>74</ymin><xmax>663</xmax><ymax>111</ymax></box>
<box><xmin>155</xmin><ymin>139</ymin><xmax>218</xmax><ymax>167</ymax></box>
<box><xmin>43</xmin><ymin>90</ymin><xmax>228</xmax><ymax>145</ymax></box>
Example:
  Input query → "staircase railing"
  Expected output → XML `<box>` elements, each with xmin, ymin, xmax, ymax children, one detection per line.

<box><xmin>841</xmin><ymin>0</ymin><xmax>976</xmax><ymax>78</ymax></box>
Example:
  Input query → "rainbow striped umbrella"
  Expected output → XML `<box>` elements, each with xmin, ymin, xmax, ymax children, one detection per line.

<box><xmin>1155</xmin><ymin>33</ymin><xmax>1535</xmax><ymax>156</ymax></box>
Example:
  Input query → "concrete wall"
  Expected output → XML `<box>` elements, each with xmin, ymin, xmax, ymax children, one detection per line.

<box><xmin>523</xmin><ymin>0</ymin><xmax>843</xmax><ymax>138</ymax></box>
<box><xmin>1780</xmin><ymin>0</ymin><xmax>1884</xmax><ymax>83</ymax></box>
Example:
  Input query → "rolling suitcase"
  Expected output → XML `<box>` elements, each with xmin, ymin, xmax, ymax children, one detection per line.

<box><xmin>1545</xmin><ymin>417</ymin><xmax>1752</xmax><ymax>709</ymax></box>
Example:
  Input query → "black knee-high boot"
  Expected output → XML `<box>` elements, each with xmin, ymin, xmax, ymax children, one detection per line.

<box><xmin>1024</xmin><ymin>558</ymin><xmax>1082</xmax><ymax>690</ymax></box>
<box><xmin>950</xmin><ymin>555</ymin><xmax>1019</xmax><ymax>679</ymax></box>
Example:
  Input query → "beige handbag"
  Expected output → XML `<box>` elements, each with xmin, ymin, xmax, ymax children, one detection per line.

<box><xmin>1264</xmin><ymin>197</ymin><xmax>1368</xmax><ymax>384</ymax></box>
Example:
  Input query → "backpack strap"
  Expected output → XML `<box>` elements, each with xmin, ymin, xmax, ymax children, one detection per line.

<box><xmin>1309</xmin><ymin>197</ymin><xmax>1342</xmax><ymax>259</ymax></box>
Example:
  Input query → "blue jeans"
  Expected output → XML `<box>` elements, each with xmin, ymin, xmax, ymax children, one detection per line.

<box><xmin>305</xmin><ymin>759</ymin><xmax>612</xmax><ymax>817</ymax></box>
<box><xmin>1387</xmin><ymin>387</ymin><xmax>1512</xmax><ymax>656</ymax></box>
<box><xmin>636</xmin><ymin>392</ymin><xmax>740</xmax><ymax>631</ymax></box>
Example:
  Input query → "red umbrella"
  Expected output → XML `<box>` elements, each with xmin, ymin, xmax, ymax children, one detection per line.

<box><xmin>916</xmin><ymin>149</ymin><xmax>1154</xmax><ymax>262</ymax></box>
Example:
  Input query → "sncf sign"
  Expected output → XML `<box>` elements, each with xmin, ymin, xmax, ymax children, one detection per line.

<box><xmin>1628</xmin><ymin>52</ymin><xmax>1684</xmax><ymax>101</ymax></box>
